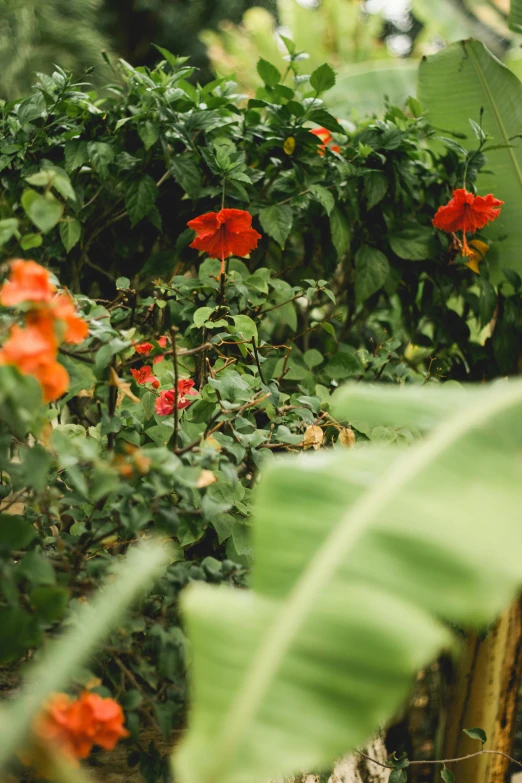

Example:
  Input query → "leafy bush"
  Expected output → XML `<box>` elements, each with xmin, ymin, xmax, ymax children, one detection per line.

<box><xmin>1</xmin><ymin>51</ymin><xmax>520</xmax><ymax>379</ymax></box>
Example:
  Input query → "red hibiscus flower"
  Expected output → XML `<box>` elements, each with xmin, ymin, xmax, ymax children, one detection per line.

<box><xmin>131</xmin><ymin>366</ymin><xmax>160</xmax><ymax>389</ymax></box>
<box><xmin>155</xmin><ymin>378</ymin><xmax>197</xmax><ymax>415</ymax></box>
<box><xmin>310</xmin><ymin>127</ymin><xmax>340</xmax><ymax>156</ymax></box>
<box><xmin>187</xmin><ymin>209</ymin><xmax>262</xmax><ymax>276</ymax></box>
<box><xmin>134</xmin><ymin>335</ymin><xmax>167</xmax><ymax>364</ymax></box>
<box><xmin>433</xmin><ymin>188</ymin><xmax>504</xmax><ymax>256</ymax></box>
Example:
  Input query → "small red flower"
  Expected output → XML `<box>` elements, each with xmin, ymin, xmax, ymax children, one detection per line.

<box><xmin>131</xmin><ymin>366</ymin><xmax>160</xmax><ymax>389</ymax></box>
<box><xmin>155</xmin><ymin>378</ymin><xmax>197</xmax><ymax>416</ymax></box>
<box><xmin>134</xmin><ymin>335</ymin><xmax>167</xmax><ymax>364</ymax></box>
<box><xmin>433</xmin><ymin>188</ymin><xmax>504</xmax><ymax>256</ymax></box>
<box><xmin>310</xmin><ymin>127</ymin><xmax>340</xmax><ymax>156</ymax></box>
<box><xmin>187</xmin><ymin>209</ymin><xmax>262</xmax><ymax>276</ymax></box>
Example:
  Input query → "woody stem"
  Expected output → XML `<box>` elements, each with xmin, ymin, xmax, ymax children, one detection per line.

<box><xmin>170</xmin><ymin>327</ymin><xmax>179</xmax><ymax>451</ymax></box>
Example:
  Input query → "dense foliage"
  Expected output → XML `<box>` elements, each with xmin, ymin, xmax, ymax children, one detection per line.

<box><xmin>0</xmin><ymin>45</ymin><xmax>521</xmax><ymax>781</ymax></box>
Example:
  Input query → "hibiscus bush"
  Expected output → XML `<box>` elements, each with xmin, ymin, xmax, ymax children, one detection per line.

<box><xmin>0</xmin><ymin>44</ymin><xmax>521</xmax><ymax>783</ymax></box>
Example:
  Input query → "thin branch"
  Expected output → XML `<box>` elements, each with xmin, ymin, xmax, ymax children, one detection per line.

<box><xmin>356</xmin><ymin>748</ymin><xmax>522</xmax><ymax>771</ymax></box>
<box><xmin>251</xmin><ymin>337</ymin><xmax>266</xmax><ymax>384</ymax></box>
<box><xmin>170</xmin><ymin>327</ymin><xmax>180</xmax><ymax>451</ymax></box>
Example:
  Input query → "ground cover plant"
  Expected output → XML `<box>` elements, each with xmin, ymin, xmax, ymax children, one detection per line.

<box><xmin>0</xmin><ymin>33</ymin><xmax>521</xmax><ymax>783</ymax></box>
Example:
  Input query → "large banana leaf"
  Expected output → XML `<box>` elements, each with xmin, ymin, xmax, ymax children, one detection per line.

<box><xmin>418</xmin><ymin>40</ymin><xmax>522</xmax><ymax>278</ymax></box>
<box><xmin>174</xmin><ymin>380</ymin><xmax>522</xmax><ymax>783</ymax></box>
<box><xmin>327</xmin><ymin>60</ymin><xmax>418</xmax><ymax>118</ymax></box>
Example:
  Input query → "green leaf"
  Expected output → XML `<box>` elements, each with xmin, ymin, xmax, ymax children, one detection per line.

<box><xmin>194</xmin><ymin>307</ymin><xmax>214</xmax><ymax>328</ymax></box>
<box><xmin>0</xmin><ymin>608</ymin><xmax>40</xmax><ymax>665</ymax></box>
<box><xmin>389</xmin><ymin>225</ymin><xmax>434</xmax><ymax>261</ymax></box>
<box><xmin>257</xmin><ymin>59</ymin><xmax>281</xmax><ymax>87</ymax></box>
<box><xmin>21</xmin><ymin>189</ymin><xmax>64</xmax><ymax>233</ymax></box>
<box><xmin>87</xmin><ymin>141</ymin><xmax>114</xmax><ymax>179</ymax></box>
<box><xmin>364</xmin><ymin>171</ymin><xmax>388</xmax><ymax>210</ymax></box>
<box><xmin>478</xmin><ymin>278</ymin><xmax>497</xmax><ymax>327</ymax></box>
<box><xmin>0</xmin><ymin>540</ymin><xmax>170</xmax><ymax>769</ymax></box>
<box><xmin>329</xmin><ymin>208</ymin><xmax>351</xmax><ymax>258</ymax></box>
<box><xmin>20</xmin><ymin>233</ymin><xmax>42</xmax><ymax>250</ymax></box>
<box><xmin>17</xmin><ymin>93</ymin><xmax>46</xmax><ymax>124</ymax></box>
<box><xmin>418</xmin><ymin>40</ymin><xmax>522</xmax><ymax>278</ymax></box>
<box><xmin>441</xmin><ymin>764</ymin><xmax>455</xmax><ymax>783</ymax></box>
<box><xmin>324</xmin><ymin>351</ymin><xmax>362</xmax><ymax>380</ymax></box>
<box><xmin>18</xmin><ymin>550</ymin><xmax>55</xmax><ymax>585</ymax></box>
<box><xmin>30</xmin><ymin>586</ymin><xmax>70</xmax><ymax>624</ymax></box>
<box><xmin>152</xmin><ymin>43</ymin><xmax>189</xmax><ymax>68</ymax></box>
<box><xmin>25</xmin><ymin>170</ymin><xmax>54</xmax><ymax>187</ymax></box>
<box><xmin>125</xmin><ymin>175</ymin><xmax>159</xmax><ymax>227</ymax></box>
<box><xmin>171</xmin><ymin>155</ymin><xmax>202</xmax><ymax>200</ymax></box>
<box><xmin>138</xmin><ymin>121</ymin><xmax>160</xmax><ymax>150</ymax></box>
<box><xmin>304</xmin><ymin>349</ymin><xmax>323</xmax><ymax>369</ymax></box>
<box><xmin>60</xmin><ymin>219</ymin><xmax>81</xmax><ymax>252</ymax></box>
<box><xmin>26</xmin><ymin>167</ymin><xmax>75</xmax><ymax>202</ymax></box>
<box><xmin>232</xmin><ymin>315</ymin><xmax>258</xmax><ymax>343</ymax></box>
<box><xmin>310</xmin><ymin>63</ymin><xmax>336</xmax><ymax>93</ymax></box>
<box><xmin>21</xmin><ymin>444</ymin><xmax>51</xmax><ymax>492</ymax></box>
<box><xmin>173</xmin><ymin>379</ymin><xmax>522</xmax><ymax>783</ymax></box>
<box><xmin>389</xmin><ymin>770</ymin><xmax>407</xmax><ymax>783</ymax></box>
<box><xmin>259</xmin><ymin>205</ymin><xmax>293</xmax><ymax>248</ymax></box>
<box><xmin>463</xmin><ymin>727</ymin><xmax>487</xmax><ymax>744</ymax></box>
<box><xmin>64</xmin><ymin>140</ymin><xmax>88</xmax><ymax>172</ymax></box>
<box><xmin>308</xmin><ymin>109</ymin><xmax>345</xmax><ymax>134</ymax></box>
<box><xmin>0</xmin><ymin>218</ymin><xmax>19</xmax><ymax>247</ymax></box>
<box><xmin>308</xmin><ymin>184</ymin><xmax>335</xmax><ymax>215</ymax></box>
<box><xmin>0</xmin><ymin>513</ymin><xmax>37</xmax><ymax>555</ymax></box>
<box><xmin>355</xmin><ymin>245</ymin><xmax>390</xmax><ymax>304</ymax></box>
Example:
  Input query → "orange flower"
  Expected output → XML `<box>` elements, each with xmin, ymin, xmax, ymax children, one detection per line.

<box><xmin>0</xmin><ymin>324</ymin><xmax>69</xmax><ymax>402</ymax></box>
<box><xmin>51</xmin><ymin>293</ymin><xmax>89</xmax><ymax>344</ymax></box>
<box><xmin>433</xmin><ymin>188</ymin><xmax>503</xmax><ymax>256</ymax></box>
<box><xmin>0</xmin><ymin>259</ymin><xmax>55</xmax><ymax>306</ymax></box>
<box><xmin>34</xmin><ymin>691</ymin><xmax>128</xmax><ymax>761</ymax></box>
<box><xmin>310</xmin><ymin>127</ymin><xmax>340</xmax><ymax>156</ymax></box>
<box><xmin>131</xmin><ymin>365</ymin><xmax>160</xmax><ymax>389</ymax></box>
<box><xmin>33</xmin><ymin>361</ymin><xmax>70</xmax><ymax>403</ymax></box>
<box><xmin>0</xmin><ymin>324</ymin><xmax>56</xmax><ymax>375</ymax></box>
<box><xmin>187</xmin><ymin>209</ymin><xmax>262</xmax><ymax>276</ymax></box>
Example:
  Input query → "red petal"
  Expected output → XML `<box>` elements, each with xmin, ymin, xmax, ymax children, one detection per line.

<box><xmin>187</xmin><ymin>212</ymin><xmax>221</xmax><ymax>237</ymax></box>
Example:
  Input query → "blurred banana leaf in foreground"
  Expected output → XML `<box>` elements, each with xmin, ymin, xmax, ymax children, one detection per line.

<box><xmin>174</xmin><ymin>379</ymin><xmax>522</xmax><ymax>783</ymax></box>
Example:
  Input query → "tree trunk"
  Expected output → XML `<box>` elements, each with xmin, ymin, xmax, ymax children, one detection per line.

<box><xmin>328</xmin><ymin>734</ymin><xmax>389</xmax><ymax>783</ymax></box>
<box><xmin>290</xmin><ymin>733</ymin><xmax>389</xmax><ymax>783</ymax></box>
<box><xmin>442</xmin><ymin>595</ymin><xmax>522</xmax><ymax>783</ymax></box>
